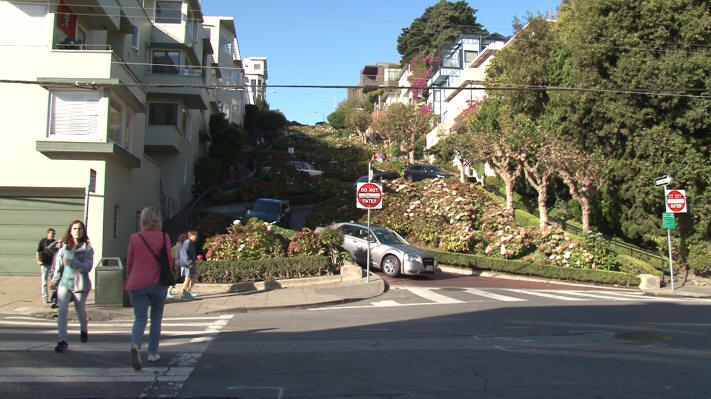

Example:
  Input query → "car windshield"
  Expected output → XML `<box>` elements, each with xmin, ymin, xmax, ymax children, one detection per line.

<box><xmin>372</xmin><ymin>228</ymin><xmax>407</xmax><ymax>245</ymax></box>
<box><xmin>252</xmin><ymin>200</ymin><xmax>279</xmax><ymax>213</ymax></box>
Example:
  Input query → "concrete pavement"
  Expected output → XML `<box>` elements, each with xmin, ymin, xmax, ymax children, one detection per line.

<box><xmin>0</xmin><ymin>265</ymin><xmax>384</xmax><ymax>321</ymax></box>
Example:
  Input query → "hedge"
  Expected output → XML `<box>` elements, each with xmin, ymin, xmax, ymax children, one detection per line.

<box><xmin>431</xmin><ymin>250</ymin><xmax>640</xmax><ymax>287</ymax></box>
<box><xmin>197</xmin><ymin>255</ymin><xmax>335</xmax><ymax>283</ymax></box>
<box><xmin>617</xmin><ymin>254</ymin><xmax>663</xmax><ymax>277</ymax></box>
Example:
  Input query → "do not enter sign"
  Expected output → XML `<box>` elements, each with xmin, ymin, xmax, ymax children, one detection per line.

<box><xmin>665</xmin><ymin>189</ymin><xmax>687</xmax><ymax>213</ymax></box>
<box><xmin>356</xmin><ymin>182</ymin><xmax>383</xmax><ymax>209</ymax></box>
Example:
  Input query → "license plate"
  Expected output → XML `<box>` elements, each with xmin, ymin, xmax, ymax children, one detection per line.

<box><xmin>425</xmin><ymin>266</ymin><xmax>433</xmax><ymax>271</ymax></box>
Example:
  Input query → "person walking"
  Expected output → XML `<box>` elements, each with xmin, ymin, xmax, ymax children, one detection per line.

<box><xmin>36</xmin><ymin>228</ymin><xmax>58</xmax><ymax>303</ymax></box>
<box><xmin>167</xmin><ymin>233</ymin><xmax>187</xmax><ymax>299</ymax></box>
<box><xmin>50</xmin><ymin>220</ymin><xmax>93</xmax><ymax>352</ymax></box>
<box><xmin>179</xmin><ymin>231</ymin><xmax>199</xmax><ymax>300</ymax></box>
<box><xmin>125</xmin><ymin>207</ymin><xmax>173</xmax><ymax>371</ymax></box>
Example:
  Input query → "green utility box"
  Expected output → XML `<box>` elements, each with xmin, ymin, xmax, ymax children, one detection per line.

<box><xmin>95</xmin><ymin>257</ymin><xmax>130</xmax><ymax>307</ymax></box>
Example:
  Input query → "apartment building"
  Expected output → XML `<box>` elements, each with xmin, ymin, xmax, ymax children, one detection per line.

<box><xmin>348</xmin><ymin>62</ymin><xmax>402</xmax><ymax>105</ymax></box>
<box><xmin>203</xmin><ymin>16</ymin><xmax>247</xmax><ymax>125</ymax></box>
<box><xmin>0</xmin><ymin>0</ymin><xmax>243</xmax><ymax>276</ymax></box>
<box><xmin>243</xmin><ymin>56</ymin><xmax>267</xmax><ymax>105</ymax></box>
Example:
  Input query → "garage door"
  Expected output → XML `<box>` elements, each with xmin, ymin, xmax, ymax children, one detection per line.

<box><xmin>0</xmin><ymin>195</ymin><xmax>84</xmax><ymax>275</ymax></box>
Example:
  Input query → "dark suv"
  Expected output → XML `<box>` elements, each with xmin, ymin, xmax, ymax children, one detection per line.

<box><xmin>403</xmin><ymin>164</ymin><xmax>453</xmax><ymax>182</ymax></box>
<box><xmin>244</xmin><ymin>198</ymin><xmax>291</xmax><ymax>227</ymax></box>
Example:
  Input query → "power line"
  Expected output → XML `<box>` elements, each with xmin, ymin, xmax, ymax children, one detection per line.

<box><xmin>2</xmin><ymin>79</ymin><xmax>709</xmax><ymax>99</ymax></box>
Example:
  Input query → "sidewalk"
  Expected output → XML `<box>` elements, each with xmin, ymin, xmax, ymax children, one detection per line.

<box><xmin>0</xmin><ymin>265</ymin><xmax>385</xmax><ymax>322</ymax></box>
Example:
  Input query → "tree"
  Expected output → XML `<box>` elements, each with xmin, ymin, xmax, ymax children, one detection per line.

<box><xmin>548</xmin><ymin>0</ymin><xmax>711</xmax><ymax>251</ymax></box>
<box><xmin>327</xmin><ymin>96</ymin><xmax>372</xmax><ymax>132</ymax></box>
<box><xmin>484</xmin><ymin>16</ymin><xmax>557</xmax><ymax>228</ymax></box>
<box><xmin>549</xmin><ymin>147</ymin><xmax>605</xmax><ymax>234</ymax></box>
<box><xmin>373</xmin><ymin>103</ymin><xmax>437</xmax><ymax>164</ymax></box>
<box><xmin>344</xmin><ymin>108</ymin><xmax>371</xmax><ymax>143</ymax></box>
<box><xmin>466</xmin><ymin>98</ymin><xmax>524</xmax><ymax>212</ymax></box>
<box><xmin>397</xmin><ymin>0</ymin><xmax>488</xmax><ymax>65</ymax></box>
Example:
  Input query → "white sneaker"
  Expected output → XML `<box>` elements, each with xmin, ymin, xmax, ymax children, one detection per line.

<box><xmin>131</xmin><ymin>345</ymin><xmax>142</xmax><ymax>371</ymax></box>
<box><xmin>147</xmin><ymin>353</ymin><xmax>161</xmax><ymax>362</ymax></box>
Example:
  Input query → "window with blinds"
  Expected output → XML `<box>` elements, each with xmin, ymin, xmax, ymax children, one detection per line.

<box><xmin>48</xmin><ymin>91</ymin><xmax>101</xmax><ymax>139</ymax></box>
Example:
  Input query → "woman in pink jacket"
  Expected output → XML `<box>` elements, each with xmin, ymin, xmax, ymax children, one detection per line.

<box><xmin>125</xmin><ymin>207</ymin><xmax>173</xmax><ymax>371</ymax></box>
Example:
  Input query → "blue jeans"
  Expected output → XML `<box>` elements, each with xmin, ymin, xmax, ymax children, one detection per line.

<box><xmin>56</xmin><ymin>286</ymin><xmax>88</xmax><ymax>342</ymax></box>
<box><xmin>129</xmin><ymin>283</ymin><xmax>167</xmax><ymax>353</ymax></box>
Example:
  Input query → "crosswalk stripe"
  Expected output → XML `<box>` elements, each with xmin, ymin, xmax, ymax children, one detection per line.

<box><xmin>402</xmin><ymin>287</ymin><xmax>465</xmax><ymax>304</ymax></box>
<box><xmin>557</xmin><ymin>290</ymin><xmax>637</xmax><ymax>300</ymax></box>
<box><xmin>0</xmin><ymin>366</ymin><xmax>195</xmax><ymax>383</ymax></box>
<box><xmin>503</xmin><ymin>289</ymin><xmax>589</xmax><ymax>301</ymax></box>
<box><xmin>462</xmin><ymin>288</ymin><xmax>526</xmax><ymax>302</ymax></box>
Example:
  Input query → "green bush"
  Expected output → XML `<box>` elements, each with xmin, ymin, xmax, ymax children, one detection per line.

<box><xmin>432</xmin><ymin>250</ymin><xmax>639</xmax><ymax>286</ymax></box>
<box><xmin>198</xmin><ymin>255</ymin><xmax>335</xmax><ymax>283</ymax></box>
<box><xmin>618</xmin><ymin>254</ymin><xmax>663</xmax><ymax>277</ymax></box>
<box><xmin>688</xmin><ymin>241</ymin><xmax>711</xmax><ymax>275</ymax></box>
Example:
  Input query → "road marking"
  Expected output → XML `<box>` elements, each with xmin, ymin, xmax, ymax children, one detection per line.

<box><xmin>402</xmin><ymin>287</ymin><xmax>465</xmax><ymax>304</ymax></box>
<box><xmin>462</xmin><ymin>288</ymin><xmax>526</xmax><ymax>302</ymax></box>
<box><xmin>372</xmin><ymin>300</ymin><xmax>400</xmax><ymax>307</ymax></box>
<box><xmin>0</xmin><ymin>365</ymin><xmax>197</xmax><ymax>383</ymax></box>
<box><xmin>503</xmin><ymin>289</ymin><xmax>589</xmax><ymax>301</ymax></box>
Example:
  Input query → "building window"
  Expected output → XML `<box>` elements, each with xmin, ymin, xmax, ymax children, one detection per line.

<box><xmin>152</xmin><ymin>49</ymin><xmax>180</xmax><ymax>74</ymax></box>
<box><xmin>155</xmin><ymin>1</ymin><xmax>181</xmax><ymax>24</ymax></box>
<box><xmin>108</xmin><ymin>100</ymin><xmax>122</xmax><ymax>144</ymax></box>
<box><xmin>48</xmin><ymin>91</ymin><xmax>101</xmax><ymax>139</ymax></box>
<box><xmin>148</xmin><ymin>103</ymin><xmax>179</xmax><ymax>126</ymax></box>
<box><xmin>108</xmin><ymin>98</ymin><xmax>134</xmax><ymax>151</ymax></box>
<box><xmin>465</xmin><ymin>50</ymin><xmax>478</xmax><ymax>64</ymax></box>
<box><xmin>131</xmin><ymin>24</ymin><xmax>139</xmax><ymax>51</ymax></box>
<box><xmin>254</xmin><ymin>64</ymin><xmax>261</xmax><ymax>70</ymax></box>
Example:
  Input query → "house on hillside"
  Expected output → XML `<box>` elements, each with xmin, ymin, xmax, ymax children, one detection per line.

<box><xmin>348</xmin><ymin>62</ymin><xmax>401</xmax><ymax>107</ymax></box>
<box><xmin>243</xmin><ymin>56</ymin><xmax>268</xmax><ymax>105</ymax></box>
<box><xmin>423</xmin><ymin>34</ymin><xmax>507</xmax><ymax>182</ymax></box>
<box><xmin>204</xmin><ymin>16</ymin><xmax>247</xmax><ymax>126</ymax></box>
<box><xmin>0</xmin><ymin>1</ymin><xmax>245</xmax><ymax>277</ymax></box>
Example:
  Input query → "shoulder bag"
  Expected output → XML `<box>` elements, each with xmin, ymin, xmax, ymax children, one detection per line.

<box><xmin>138</xmin><ymin>232</ymin><xmax>174</xmax><ymax>286</ymax></box>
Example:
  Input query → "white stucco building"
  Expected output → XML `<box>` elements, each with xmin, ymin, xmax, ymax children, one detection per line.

<box><xmin>0</xmin><ymin>0</ymin><xmax>246</xmax><ymax>277</ymax></box>
<box><xmin>243</xmin><ymin>56</ymin><xmax>267</xmax><ymax>105</ymax></box>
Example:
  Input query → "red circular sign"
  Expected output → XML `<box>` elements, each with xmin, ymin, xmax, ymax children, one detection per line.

<box><xmin>357</xmin><ymin>183</ymin><xmax>382</xmax><ymax>208</ymax></box>
<box><xmin>666</xmin><ymin>190</ymin><xmax>686</xmax><ymax>212</ymax></box>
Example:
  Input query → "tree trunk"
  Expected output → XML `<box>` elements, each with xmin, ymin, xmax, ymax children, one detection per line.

<box><xmin>580</xmin><ymin>197</ymin><xmax>591</xmax><ymax>234</ymax></box>
<box><xmin>409</xmin><ymin>132</ymin><xmax>416</xmax><ymax>163</ymax></box>
<box><xmin>504</xmin><ymin>176</ymin><xmax>515</xmax><ymax>212</ymax></box>
<box><xmin>538</xmin><ymin>191</ymin><xmax>549</xmax><ymax>229</ymax></box>
<box><xmin>457</xmin><ymin>162</ymin><xmax>466</xmax><ymax>183</ymax></box>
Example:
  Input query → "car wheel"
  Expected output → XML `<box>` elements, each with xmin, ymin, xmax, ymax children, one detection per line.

<box><xmin>405</xmin><ymin>175</ymin><xmax>413</xmax><ymax>181</ymax></box>
<box><xmin>381</xmin><ymin>255</ymin><xmax>400</xmax><ymax>277</ymax></box>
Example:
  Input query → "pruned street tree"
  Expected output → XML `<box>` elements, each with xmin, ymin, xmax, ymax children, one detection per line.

<box><xmin>344</xmin><ymin>108</ymin><xmax>371</xmax><ymax>144</ymax></box>
<box><xmin>466</xmin><ymin>98</ymin><xmax>524</xmax><ymax>212</ymax></box>
<box><xmin>374</xmin><ymin>102</ymin><xmax>437</xmax><ymax>164</ymax></box>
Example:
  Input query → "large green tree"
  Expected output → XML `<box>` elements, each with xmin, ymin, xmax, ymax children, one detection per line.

<box><xmin>547</xmin><ymin>0</ymin><xmax>711</xmax><ymax>253</ymax></box>
<box><xmin>397</xmin><ymin>0</ymin><xmax>489</xmax><ymax>65</ymax></box>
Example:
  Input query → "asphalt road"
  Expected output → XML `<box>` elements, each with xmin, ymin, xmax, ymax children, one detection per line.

<box><xmin>1</xmin><ymin>282</ymin><xmax>710</xmax><ymax>398</ymax></box>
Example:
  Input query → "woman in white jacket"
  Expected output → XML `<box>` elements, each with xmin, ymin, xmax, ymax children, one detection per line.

<box><xmin>50</xmin><ymin>220</ymin><xmax>94</xmax><ymax>352</ymax></box>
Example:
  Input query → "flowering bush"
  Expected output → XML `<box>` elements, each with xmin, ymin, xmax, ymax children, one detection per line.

<box><xmin>287</xmin><ymin>228</ymin><xmax>324</xmax><ymax>256</ymax></box>
<box><xmin>204</xmin><ymin>219</ymin><xmax>287</xmax><ymax>261</ymax></box>
<box><xmin>536</xmin><ymin>228</ymin><xmax>620</xmax><ymax>270</ymax></box>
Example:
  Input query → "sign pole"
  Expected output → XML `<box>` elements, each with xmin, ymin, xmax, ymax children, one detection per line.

<box><xmin>367</xmin><ymin>208</ymin><xmax>371</xmax><ymax>283</ymax></box>
<box><xmin>664</xmin><ymin>183</ymin><xmax>675</xmax><ymax>290</ymax></box>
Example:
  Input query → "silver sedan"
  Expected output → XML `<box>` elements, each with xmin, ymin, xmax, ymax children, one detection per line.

<box><xmin>320</xmin><ymin>222</ymin><xmax>437</xmax><ymax>277</ymax></box>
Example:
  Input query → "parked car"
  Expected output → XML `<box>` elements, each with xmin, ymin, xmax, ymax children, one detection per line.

<box><xmin>353</xmin><ymin>171</ymin><xmax>400</xmax><ymax>188</ymax></box>
<box><xmin>403</xmin><ymin>164</ymin><xmax>453</xmax><ymax>182</ymax></box>
<box><xmin>316</xmin><ymin>222</ymin><xmax>437</xmax><ymax>277</ymax></box>
<box><xmin>289</xmin><ymin>161</ymin><xmax>324</xmax><ymax>176</ymax></box>
<box><xmin>244</xmin><ymin>198</ymin><xmax>291</xmax><ymax>227</ymax></box>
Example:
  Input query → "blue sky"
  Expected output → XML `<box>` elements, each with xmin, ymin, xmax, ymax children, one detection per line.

<box><xmin>201</xmin><ymin>1</ymin><xmax>561</xmax><ymax>125</ymax></box>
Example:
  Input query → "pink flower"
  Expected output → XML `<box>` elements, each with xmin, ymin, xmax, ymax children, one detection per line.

<box><xmin>197</xmin><ymin>255</ymin><xmax>203</xmax><ymax>260</ymax></box>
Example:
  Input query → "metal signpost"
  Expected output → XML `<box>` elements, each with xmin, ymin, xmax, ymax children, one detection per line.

<box><xmin>85</xmin><ymin>169</ymin><xmax>96</xmax><ymax>226</ymax></box>
<box><xmin>655</xmin><ymin>175</ymin><xmax>688</xmax><ymax>291</ymax></box>
<box><xmin>356</xmin><ymin>163</ymin><xmax>383</xmax><ymax>282</ymax></box>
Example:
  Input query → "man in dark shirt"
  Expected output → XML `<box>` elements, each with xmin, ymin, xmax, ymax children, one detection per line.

<box><xmin>36</xmin><ymin>228</ymin><xmax>58</xmax><ymax>303</ymax></box>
